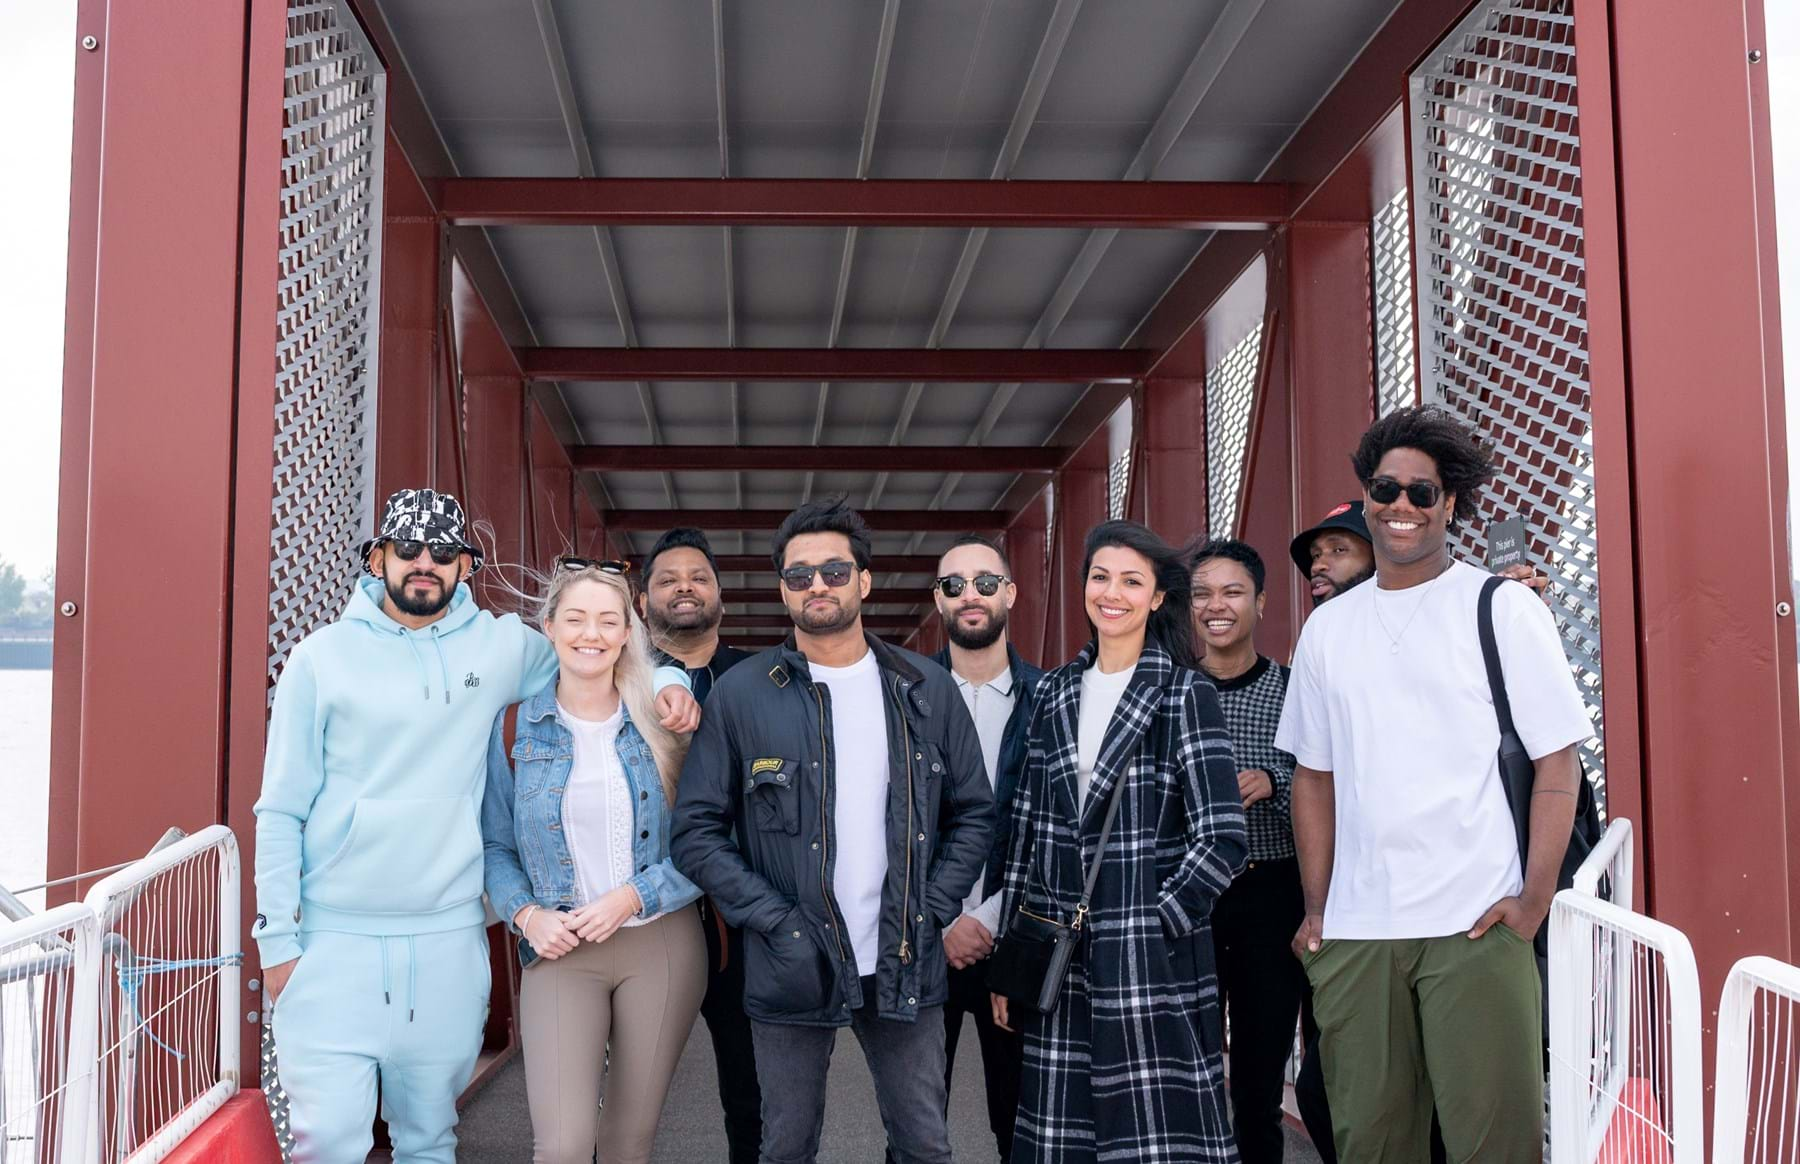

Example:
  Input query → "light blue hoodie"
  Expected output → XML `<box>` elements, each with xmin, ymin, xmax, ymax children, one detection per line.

<box><xmin>252</xmin><ymin>577</ymin><xmax>688</xmax><ymax>966</ymax></box>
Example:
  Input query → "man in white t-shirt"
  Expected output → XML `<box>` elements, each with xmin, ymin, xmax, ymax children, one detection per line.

<box><xmin>1275</xmin><ymin>407</ymin><xmax>1591</xmax><ymax>1163</ymax></box>
<box><xmin>673</xmin><ymin>497</ymin><xmax>993</xmax><ymax>1164</ymax></box>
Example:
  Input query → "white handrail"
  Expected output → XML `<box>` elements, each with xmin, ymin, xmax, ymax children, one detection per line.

<box><xmin>1547</xmin><ymin>888</ymin><xmax>1704</xmax><ymax>1164</ymax></box>
<box><xmin>1712</xmin><ymin>954</ymin><xmax>1800</xmax><ymax>1163</ymax></box>
<box><xmin>0</xmin><ymin>901</ymin><xmax>102</xmax><ymax>1164</ymax></box>
<box><xmin>83</xmin><ymin>824</ymin><xmax>241</xmax><ymax>1164</ymax></box>
<box><xmin>1572</xmin><ymin>817</ymin><xmax>1633</xmax><ymax>909</ymax></box>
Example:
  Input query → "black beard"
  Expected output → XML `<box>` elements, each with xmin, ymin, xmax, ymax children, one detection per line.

<box><xmin>648</xmin><ymin>599</ymin><xmax>722</xmax><ymax>636</ymax></box>
<box><xmin>387</xmin><ymin>572</ymin><xmax>453</xmax><ymax>617</ymax></box>
<box><xmin>946</xmin><ymin>605</ymin><xmax>1007</xmax><ymax>651</ymax></box>
<box><xmin>1311</xmin><ymin>566</ymin><xmax>1376</xmax><ymax>608</ymax></box>
<box><xmin>793</xmin><ymin>597</ymin><xmax>859</xmax><ymax>635</ymax></box>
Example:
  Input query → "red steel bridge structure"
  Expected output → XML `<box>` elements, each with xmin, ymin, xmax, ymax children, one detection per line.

<box><xmin>42</xmin><ymin>0</ymin><xmax>1795</xmax><ymax>1135</ymax></box>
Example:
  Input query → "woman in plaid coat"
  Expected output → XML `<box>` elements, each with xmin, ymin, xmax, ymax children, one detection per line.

<box><xmin>993</xmin><ymin>521</ymin><xmax>1248</xmax><ymax>1163</ymax></box>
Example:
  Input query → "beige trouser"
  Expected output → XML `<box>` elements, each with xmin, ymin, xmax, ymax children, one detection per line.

<box><xmin>519</xmin><ymin>904</ymin><xmax>707</xmax><ymax>1163</ymax></box>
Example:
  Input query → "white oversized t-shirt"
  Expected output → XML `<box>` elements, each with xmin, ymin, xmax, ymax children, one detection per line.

<box><xmin>1274</xmin><ymin>560</ymin><xmax>1592</xmax><ymax>940</ymax></box>
<box><xmin>811</xmin><ymin>650</ymin><xmax>890</xmax><ymax>976</ymax></box>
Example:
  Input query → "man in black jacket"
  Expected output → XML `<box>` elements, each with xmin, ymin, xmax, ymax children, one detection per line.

<box><xmin>673</xmin><ymin>497</ymin><xmax>994</xmax><ymax>1164</ymax></box>
<box><xmin>928</xmin><ymin>533</ymin><xmax>1040</xmax><ymax>1163</ymax></box>
<box><xmin>640</xmin><ymin>527</ymin><xmax>759</xmax><ymax>1164</ymax></box>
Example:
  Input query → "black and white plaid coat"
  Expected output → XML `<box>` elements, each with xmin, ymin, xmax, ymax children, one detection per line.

<box><xmin>998</xmin><ymin>641</ymin><xmax>1248</xmax><ymax>1163</ymax></box>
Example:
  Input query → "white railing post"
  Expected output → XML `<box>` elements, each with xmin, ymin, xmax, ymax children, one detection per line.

<box><xmin>1712</xmin><ymin>954</ymin><xmax>1800</xmax><ymax>1163</ymax></box>
<box><xmin>217</xmin><ymin>831</ymin><xmax>241</xmax><ymax>1090</ymax></box>
<box><xmin>1545</xmin><ymin>888</ymin><xmax>1705</xmax><ymax>1164</ymax></box>
<box><xmin>84</xmin><ymin>824</ymin><xmax>242</xmax><ymax>1162</ymax></box>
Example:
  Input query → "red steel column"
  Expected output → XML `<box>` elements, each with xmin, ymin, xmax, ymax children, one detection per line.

<box><xmin>51</xmin><ymin>0</ymin><xmax>255</xmax><ymax>877</ymax></box>
<box><xmin>455</xmin><ymin>264</ymin><xmax>527</xmax><ymax>605</ymax></box>
<box><xmin>1238</xmin><ymin>266</ymin><xmax>1298</xmax><ymax>656</ymax></box>
<box><xmin>1288</xmin><ymin>225</ymin><xmax>1374</xmax><ymax>527</ymax></box>
<box><xmin>1053</xmin><ymin>432</ymin><xmax>1111</xmax><ymax>663</ymax></box>
<box><xmin>1141</xmin><ymin>379</ymin><xmax>1207</xmax><ymax>549</ymax></box>
<box><xmin>1604</xmin><ymin>0</ymin><xmax>1798</xmax><ymax>1011</ymax></box>
<box><xmin>1006</xmin><ymin>493</ymin><xmax>1051</xmax><ymax>668</ymax></box>
<box><xmin>375</xmin><ymin>133</ymin><xmax>440</xmax><ymax>499</ymax></box>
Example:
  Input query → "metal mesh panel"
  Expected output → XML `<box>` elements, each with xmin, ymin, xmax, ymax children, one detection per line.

<box><xmin>1205</xmin><ymin>324</ymin><xmax>1262</xmax><ymax>537</ymax></box>
<box><xmin>1107</xmin><ymin>451</ymin><xmax>1132</xmax><ymax>521</ymax></box>
<box><xmin>1410</xmin><ymin>0</ymin><xmax>1604</xmax><ymax>802</ymax></box>
<box><xmin>1373</xmin><ymin>187</ymin><xmax>1418</xmax><ymax>417</ymax></box>
<box><xmin>263</xmin><ymin>0</ymin><xmax>386</xmax><ymax>1151</ymax></box>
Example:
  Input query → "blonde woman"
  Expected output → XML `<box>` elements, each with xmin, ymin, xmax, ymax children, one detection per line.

<box><xmin>480</xmin><ymin>558</ymin><xmax>705</xmax><ymax>1163</ymax></box>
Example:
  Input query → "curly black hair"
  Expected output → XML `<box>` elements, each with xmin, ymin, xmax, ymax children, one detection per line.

<box><xmin>1349</xmin><ymin>406</ymin><xmax>1495</xmax><ymax>527</ymax></box>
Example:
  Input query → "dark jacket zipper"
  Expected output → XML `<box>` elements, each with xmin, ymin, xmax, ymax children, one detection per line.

<box><xmin>892</xmin><ymin>675</ymin><xmax>915</xmax><ymax>966</ymax></box>
<box><xmin>811</xmin><ymin>683</ymin><xmax>850</xmax><ymax>966</ymax></box>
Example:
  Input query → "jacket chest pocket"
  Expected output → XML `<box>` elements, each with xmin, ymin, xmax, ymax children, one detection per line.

<box><xmin>510</xmin><ymin>744</ymin><xmax>568</xmax><ymax>800</ymax></box>
<box><xmin>743</xmin><ymin>757</ymin><xmax>801</xmax><ymax>836</ymax></box>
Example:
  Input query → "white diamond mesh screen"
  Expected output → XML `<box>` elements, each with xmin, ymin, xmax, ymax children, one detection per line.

<box><xmin>1206</xmin><ymin>324</ymin><xmax>1262</xmax><ymax>538</ymax></box>
<box><xmin>1410</xmin><ymin>0</ymin><xmax>1605</xmax><ymax>804</ymax></box>
<box><xmin>1374</xmin><ymin>187</ymin><xmax>1418</xmax><ymax>418</ymax></box>
<box><xmin>1108</xmin><ymin>450</ymin><xmax>1132</xmax><ymax>521</ymax></box>
<box><xmin>263</xmin><ymin>0</ymin><xmax>386</xmax><ymax>1150</ymax></box>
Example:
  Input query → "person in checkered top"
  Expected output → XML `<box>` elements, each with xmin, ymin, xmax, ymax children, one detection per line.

<box><xmin>1187</xmin><ymin>537</ymin><xmax>1303</xmax><ymax>1164</ymax></box>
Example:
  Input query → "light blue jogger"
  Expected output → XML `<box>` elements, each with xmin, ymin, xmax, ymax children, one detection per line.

<box><xmin>272</xmin><ymin>925</ymin><xmax>491</xmax><ymax>1164</ymax></box>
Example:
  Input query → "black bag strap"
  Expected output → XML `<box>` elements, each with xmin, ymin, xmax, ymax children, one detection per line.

<box><xmin>1071</xmin><ymin>754</ymin><xmax>1130</xmax><ymax>931</ymax></box>
<box><xmin>1477</xmin><ymin>576</ymin><xmax>1517</xmax><ymax>738</ymax></box>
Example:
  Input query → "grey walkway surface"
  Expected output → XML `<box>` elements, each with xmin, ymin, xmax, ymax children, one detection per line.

<box><xmin>457</xmin><ymin>1014</ymin><xmax>1324</xmax><ymax>1162</ymax></box>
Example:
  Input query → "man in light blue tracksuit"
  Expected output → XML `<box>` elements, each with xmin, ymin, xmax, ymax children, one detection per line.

<box><xmin>253</xmin><ymin>489</ymin><xmax>698</xmax><ymax>1164</ymax></box>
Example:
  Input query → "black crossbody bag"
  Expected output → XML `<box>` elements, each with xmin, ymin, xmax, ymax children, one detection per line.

<box><xmin>1477</xmin><ymin>576</ymin><xmax>1604</xmax><ymax>958</ymax></box>
<box><xmin>985</xmin><ymin>769</ymin><xmax>1129</xmax><ymax>1015</ymax></box>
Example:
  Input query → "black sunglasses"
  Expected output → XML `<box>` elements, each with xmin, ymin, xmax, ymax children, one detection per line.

<box><xmin>1365</xmin><ymin>476</ymin><xmax>1444</xmax><ymax>509</ymax></box>
<box><xmin>936</xmin><ymin>573</ymin><xmax>1009</xmax><ymax>598</ymax></box>
<box><xmin>780</xmin><ymin>560</ymin><xmax>858</xmax><ymax>592</ymax></box>
<box><xmin>386</xmin><ymin>539</ymin><xmax>462</xmax><ymax>567</ymax></box>
<box><xmin>555</xmin><ymin>556</ymin><xmax>630</xmax><ymax>576</ymax></box>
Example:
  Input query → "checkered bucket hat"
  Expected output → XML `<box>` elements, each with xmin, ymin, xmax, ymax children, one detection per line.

<box><xmin>358</xmin><ymin>488</ymin><xmax>485</xmax><ymax>577</ymax></box>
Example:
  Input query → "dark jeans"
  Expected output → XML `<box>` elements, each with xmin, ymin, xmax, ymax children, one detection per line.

<box><xmin>944</xmin><ymin>960</ymin><xmax>1022</xmax><ymax>1161</ymax></box>
<box><xmin>751</xmin><ymin>976</ymin><xmax>952</xmax><ymax>1164</ymax></box>
<box><xmin>1213</xmin><ymin>857</ymin><xmax>1306</xmax><ymax>1164</ymax></box>
<box><xmin>700</xmin><ymin>898</ymin><xmax>763</xmax><ymax>1164</ymax></box>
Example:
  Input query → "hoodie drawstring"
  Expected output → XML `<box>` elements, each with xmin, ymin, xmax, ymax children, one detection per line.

<box><xmin>377</xmin><ymin>937</ymin><xmax>416</xmax><ymax>1021</ymax></box>
<box><xmin>429</xmin><ymin>628</ymin><xmax>451</xmax><ymax>706</ymax></box>
<box><xmin>401</xmin><ymin>633</ymin><xmax>431</xmax><ymax>702</ymax></box>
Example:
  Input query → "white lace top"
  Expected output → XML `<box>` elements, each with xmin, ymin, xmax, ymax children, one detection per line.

<box><xmin>558</xmin><ymin>702</ymin><xmax>657</xmax><ymax>926</ymax></box>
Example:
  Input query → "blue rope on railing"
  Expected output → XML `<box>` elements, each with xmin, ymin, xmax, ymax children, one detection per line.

<box><xmin>115</xmin><ymin>951</ymin><xmax>244</xmax><ymax>1060</ymax></box>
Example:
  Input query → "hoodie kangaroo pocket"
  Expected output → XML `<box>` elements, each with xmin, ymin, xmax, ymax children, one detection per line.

<box><xmin>302</xmin><ymin>797</ymin><xmax>483</xmax><ymax>916</ymax></box>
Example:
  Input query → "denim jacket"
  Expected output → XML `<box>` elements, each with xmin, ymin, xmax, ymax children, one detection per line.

<box><xmin>480</xmin><ymin>679</ymin><xmax>701</xmax><ymax>967</ymax></box>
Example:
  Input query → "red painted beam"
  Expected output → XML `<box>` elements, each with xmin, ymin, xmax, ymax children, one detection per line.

<box><xmin>994</xmin><ymin>0</ymin><xmax>1480</xmax><ymax>522</ymax></box>
<box><xmin>574</xmin><ymin>445</ymin><xmax>1059</xmax><ymax>474</ymax></box>
<box><xmin>606</xmin><ymin>509</ymin><xmax>1005</xmax><ymax>532</ymax></box>
<box><xmin>522</xmin><ymin>347</ymin><xmax>1150</xmax><ymax>384</ymax></box>
<box><xmin>439</xmin><ymin>178</ymin><xmax>1293</xmax><ymax>231</ymax></box>
<box><xmin>634</xmin><ymin>554</ymin><xmax>941</xmax><ymax>575</ymax></box>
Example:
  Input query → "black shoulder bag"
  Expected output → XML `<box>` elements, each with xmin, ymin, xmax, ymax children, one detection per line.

<box><xmin>1478</xmin><ymin>576</ymin><xmax>1603</xmax><ymax>958</ymax></box>
<box><xmin>985</xmin><ymin>767</ymin><xmax>1129</xmax><ymax>1016</ymax></box>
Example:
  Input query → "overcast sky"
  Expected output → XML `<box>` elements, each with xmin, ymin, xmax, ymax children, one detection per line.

<box><xmin>3</xmin><ymin>4</ymin><xmax>1799</xmax><ymax>585</ymax></box>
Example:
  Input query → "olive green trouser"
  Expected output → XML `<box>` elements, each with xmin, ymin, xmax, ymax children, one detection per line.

<box><xmin>1303</xmin><ymin>925</ymin><xmax>1542</xmax><ymax>1163</ymax></box>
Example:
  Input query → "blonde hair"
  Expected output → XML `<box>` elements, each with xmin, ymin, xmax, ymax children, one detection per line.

<box><xmin>539</xmin><ymin>566</ymin><xmax>690</xmax><ymax>802</ymax></box>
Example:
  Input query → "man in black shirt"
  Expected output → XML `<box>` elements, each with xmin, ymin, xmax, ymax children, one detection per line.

<box><xmin>640</xmin><ymin>528</ymin><xmax>758</xmax><ymax>1163</ymax></box>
